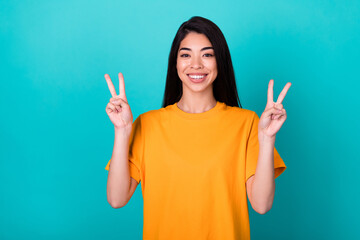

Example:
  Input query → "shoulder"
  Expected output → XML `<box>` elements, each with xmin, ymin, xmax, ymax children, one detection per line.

<box><xmin>140</xmin><ymin>108</ymin><xmax>163</xmax><ymax>119</ymax></box>
<box><xmin>136</xmin><ymin>107</ymin><xmax>165</xmax><ymax>125</ymax></box>
<box><xmin>223</xmin><ymin>105</ymin><xmax>258</xmax><ymax>120</ymax></box>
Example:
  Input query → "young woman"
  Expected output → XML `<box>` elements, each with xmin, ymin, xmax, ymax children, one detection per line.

<box><xmin>104</xmin><ymin>16</ymin><xmax>291</xmax><ymax>240</ymax></box>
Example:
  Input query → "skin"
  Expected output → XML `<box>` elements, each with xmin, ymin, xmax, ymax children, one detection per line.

<box><xmin>105</xmin><ymin>73</ymin><xmax>138</xmax><ymax>207</ymax></box>
<box><xmin>247</xmin><ymin>79</ymin><xmax>291</xmax><ymax>214</ymax></box>
<box><xmin>104</xmin><ymin>32</ymin><xmax>292</xmax><ymax>213</ymax></box>
<box><xmin>176</xmin><ymin>32</ymin><xmax>218</xmax><ymax>113</ymax></box>
<box><xmin>104</xmin><ymin>72</ymin><xmax>133</xmax><ymax>130</ymax></box>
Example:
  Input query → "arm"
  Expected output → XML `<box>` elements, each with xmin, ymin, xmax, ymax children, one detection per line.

<box><xmin>104</xmin><ymin>73</ymin><xmax>139</xmax><ymax>208</ymax></box>
<box><xmin>246</xmin><ymin>79</ymin><xmax>291</xmax><ymax>214</ymax></box>
<box><xmin>107</xmin><ymin>127</ymin><xmax>138</xmax><ymax>208</ymax></box>
<box><xmin>246</xmin><ymin>137</ymin><xmax>275</xmax><ymax>214</ymax></box>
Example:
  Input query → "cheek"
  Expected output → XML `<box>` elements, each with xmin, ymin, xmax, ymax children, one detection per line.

<box><xmin>212</xmin><ymin>61</ymin><xmax>218</xmax><ymax>71</ymax></box>
<box><xmin>177</xmin><ymin>61</ymin><xmax>188</xmax><ymax>73</ymax></box>
<box><xmin>204</xmin><ymin>59</ymin><xmax>217</xmax><ymax>70</ymax></box>
<box><xmin>210</xmin><ymin>63</ymin><xmax>218</xmax><ymax>81</ymax></box>
<box><xmin>208</xmin><ymin>61</ymin><xmax>217</xmax><ymax>75</ymax></box>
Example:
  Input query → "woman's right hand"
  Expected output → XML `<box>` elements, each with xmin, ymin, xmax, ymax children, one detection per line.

<box><xmin>105</xmin><ymin>73</ymin><xmax>133</xmax><ymax>131</ymax></box>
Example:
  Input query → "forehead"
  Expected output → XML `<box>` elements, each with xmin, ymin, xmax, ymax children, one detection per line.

<box><xmin>179</xmin><ymin>32</ymin><xmax>213</xmax><ymax>49</ymax></box>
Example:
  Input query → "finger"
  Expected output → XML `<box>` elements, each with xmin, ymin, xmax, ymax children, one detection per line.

<box><xmin>274</xmin><ymin>103</ymin><xmax>283</xmax><ymax>111</ymax></box>
<box><xmin>111</xmin><ymin>95</ymin><xmax>126</xmax><ymax>102</ymax></box>
<box><xmin>267</xmin><ymin>79</ymin><xmax>274</xmax><ymax>105</ymax></box>
<box><xmin>106</xmin><ymin>106</ymin><xmax>113</xmax><ymax>113</ymax></box>
<box><xmin>105</xmin><ymin>74</ymin><xmax>117</xmax><ymax>97</ymax></box>
<box><xmin>280</xmin><ymin>109</ymin><xmax>287</xmax><ymax>120</ymax></box>
<box><xmin>276</xmin><ymin>82</ymin><xmax>292</xmax><ymax>104</ymax></box>
<box><xmin>263</xmin><ymin>106</ymin><xmax>281</xmax><ymax>118</ymax></box>
<box><xmin>118</xmin><ymin>72</ymin><xmax>127</xmax><ymax>102</ymax></box>
<box><xmin>106</xmin><ymin>107</ymin><xmax>113</xmax><ymax>114</ymax></box>
<box><xmin>106</xmin><ymin>102</ymin><xmax>116</xmax><ymax>113</ymax></box>
<box><xmin>110</xmin><ymin>97</ymin><xmax>127</xmax><ymax>106</ymax></box>
<box><xmin>272</xmin><ymin>113</ymin><xmax>282</xmax><ymax>120</ymax></box>
<box><xmin>110</xmin><ymin>100</ymin><xmax>123</xmax><ymax>111</ymax></box>
<box><xmin>110</xmin><ymin>96</ymin><xmax>125</xmax><ymax>102</ymax></box>
<box><xmin>107</xmin><ymin>102</ymin><xmax>116</xmax><ymax>111</ymax></box>
<box><xmin>111</xmin><ymin>98</ymin><xmax>130</xmax><ymax>112</ymax></box>
<box><xmin>111</xmin><ymin>96</ymin><xmax>123</xmax><ymax>102</ymax></box>
<box><xmin>115</xmin><ymin>105</ymin><xmax>121</xmax><ymax>112</ymax></box>
<box><xmin>272</xmin><ymin>109</ymin><xmax>286</xmax><ymax>120</ymax></box>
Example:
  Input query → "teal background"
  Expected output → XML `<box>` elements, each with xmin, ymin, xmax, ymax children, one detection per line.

<box><xmin>1</xmin><ymin>0</ymin><xmax>359</xmax><ymax>239</ymax></box>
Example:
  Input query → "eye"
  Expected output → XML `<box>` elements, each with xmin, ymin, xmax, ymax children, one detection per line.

<box><xmin>204</xmin><ymin>53</ymin><xmax>214</xmax><ymax>57</ymax></box>
<box><xmin>180</xmin><ymin>54</ymin><xmax>190</xmax><ymax>58</ymax></box>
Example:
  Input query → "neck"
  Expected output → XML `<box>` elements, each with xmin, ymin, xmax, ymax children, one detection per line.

<box><xmin>177</xmin><ymin>88</ymin><xmax>217</xmax><ymax>114</ymax></box>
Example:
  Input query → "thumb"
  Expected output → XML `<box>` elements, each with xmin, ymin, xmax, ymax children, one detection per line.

<box><xmin>262</xmin><ymin>107</ymin><xmax>282</xmax><ymax>119</ymax></box>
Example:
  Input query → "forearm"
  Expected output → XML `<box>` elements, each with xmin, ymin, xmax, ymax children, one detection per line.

<box><xmin>107</xmin><ymin>127</ymin><xmax>132</xmax><ymax>208</ymax></box>
<box><xmin>251</xmin><ymin>135</ymin><xmax>276</xmax><ymax>213</ymax></box>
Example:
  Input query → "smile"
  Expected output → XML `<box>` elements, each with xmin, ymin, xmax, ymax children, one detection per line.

<box><xmin>187</xmin><ymin>74</ymin><xmax>208</xmax><ymax>83</ymax></box>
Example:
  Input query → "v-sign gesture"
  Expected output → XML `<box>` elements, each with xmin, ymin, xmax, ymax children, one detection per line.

<box><xmin>105</xmin><ymin>73</ymin><xmax>133</xmax><ymax>131</ymax></box>
<box><xmin>258</xmin><ymin>79</ymin><xmax>291</xmax><ymax>140</ymax></box>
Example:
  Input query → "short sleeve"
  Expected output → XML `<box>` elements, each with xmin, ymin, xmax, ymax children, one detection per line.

<box><xmin>245</xmin><ymin>112</ymin><xmax>286</xmax><ymax>182</ymax></box>
<box><xmin>105</xmin><ymin>115</ymin><xmax>143</xmax><ymax>184</ymax></box>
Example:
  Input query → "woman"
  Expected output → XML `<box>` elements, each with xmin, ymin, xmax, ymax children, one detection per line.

<box><xmin>104</xmin><ymin>16</ymin><xmax>291</xmax><ymax>240</ymax></box>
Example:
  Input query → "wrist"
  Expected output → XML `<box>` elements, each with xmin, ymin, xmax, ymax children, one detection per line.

<box><xmin>258</xmin><ymin>131</ymin><xmax>276</xmax><ymax>145</ymax></box>
<box><xmin>114</xmin><ymin>125</ymin><xmax>132</xmax><ymax>137</ymax></box>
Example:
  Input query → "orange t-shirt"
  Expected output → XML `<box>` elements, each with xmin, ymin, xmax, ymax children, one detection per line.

<box><xmin>105</xmin><ymin>101</ymin><xmax>286</xmax><ymax>240</ymax></box>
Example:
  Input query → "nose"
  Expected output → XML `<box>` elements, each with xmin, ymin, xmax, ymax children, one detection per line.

<box><xmin>190</xmin><ymin>56</ymin><xmax>203</xmax><ymax>69</ymax></box>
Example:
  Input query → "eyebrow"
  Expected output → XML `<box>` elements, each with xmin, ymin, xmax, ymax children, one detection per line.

<box><xmin>179</xmin><ymin>47</ymin><xmax>214</xmax><ymax>51</ymax></box>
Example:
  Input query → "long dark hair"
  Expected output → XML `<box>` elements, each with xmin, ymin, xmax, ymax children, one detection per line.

<box><xmin>162</xmin><ymin>16</ymin><xmax>242</xmax><ymax>108</ymax></box>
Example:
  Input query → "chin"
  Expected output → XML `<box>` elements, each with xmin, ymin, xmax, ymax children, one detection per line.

<box><xmin>183</xmin><ymin>82</ymin><xmax>213</xmax><ymax>93</ymax></box>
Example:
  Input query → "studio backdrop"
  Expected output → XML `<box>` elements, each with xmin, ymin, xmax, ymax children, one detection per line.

<box><xmin>1</xmin><ymin>0</ymin><xmax>359</xmax><ymax>239</ymax></box>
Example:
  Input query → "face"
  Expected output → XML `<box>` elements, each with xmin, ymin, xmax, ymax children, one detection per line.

<box><xmin>176</xmin><ymin>32</ymin><xmax>218</xmax><ymax>94</ymax></box>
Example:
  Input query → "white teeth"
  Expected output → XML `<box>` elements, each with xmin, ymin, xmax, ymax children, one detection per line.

<box><xmin>188</xmin><ymin>75</ymin><xmax>206</xmax><ymax>79</ymax></box>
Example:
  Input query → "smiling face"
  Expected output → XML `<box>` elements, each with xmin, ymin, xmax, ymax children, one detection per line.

<box><xmin>176</xmin><ymin>32</ymin><xmax>218</xmax><ymax>95</ymax></box>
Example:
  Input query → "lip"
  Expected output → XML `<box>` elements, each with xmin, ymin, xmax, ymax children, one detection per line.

<box><xmin>187</xmin><ymin>74</ymin><xmax>208</xmax><ymax>83</ymax></box>
<box><xmin>187</xmin><ymin>73</ymin><xmax>208</xmax><ymax>75</ymax></box>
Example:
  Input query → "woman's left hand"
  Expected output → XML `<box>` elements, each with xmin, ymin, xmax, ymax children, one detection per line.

<box><xmin>258</xmin><ymin>79</ymin><xmax>292</xmax><ymax>140</ymax></box>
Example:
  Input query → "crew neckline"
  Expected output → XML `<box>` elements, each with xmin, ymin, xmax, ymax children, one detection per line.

<box><xmin>169</xmin><ymin>101</ymin><xmax>225</xmax><ymax>120</ymax></box>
